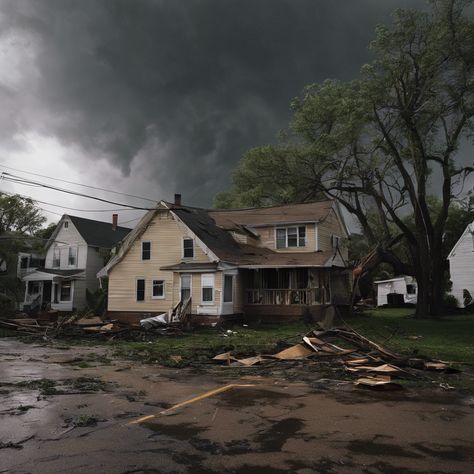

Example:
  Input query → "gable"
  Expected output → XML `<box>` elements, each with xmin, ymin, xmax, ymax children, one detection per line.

<box><xmin>448</xmin><ymin>221</ymin><xmax>474</xmax><ymax>259</ymax></box>
<box><xmin>105</xmin><ymin>209</ymin><xmax>213</xmax><ymax>276</ymax></box>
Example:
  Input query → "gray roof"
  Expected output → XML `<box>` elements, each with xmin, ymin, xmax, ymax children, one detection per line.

<box><xmin>68</xmin><ymin>216</ymin><xmax>131</xmax><ymax>248</ymax></box>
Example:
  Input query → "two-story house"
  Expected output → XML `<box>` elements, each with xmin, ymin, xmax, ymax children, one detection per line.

<box><xmin>100</xmin><ymin>196</ymin><xmax>350</xmax><ymax>323</ymax></box>
<box><xmin>21</xmin><ymin>215</ymin><xmax>131</xmax><ymax>312</ymax></box>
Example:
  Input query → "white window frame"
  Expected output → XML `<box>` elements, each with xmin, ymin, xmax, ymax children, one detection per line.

<box><xmin>151</xmin><ymin>279</ymin><xmax>166</xmax><ymax>299</ymax></box>
<box><xmin>136</xmin><ymin>278</ymin><xmax>146</xmax><ymax>302</ymax></box>
<box><xmin>59</xmin><ymin>280</ymin><xmax>73</xmax><ymax>303</ymax></box>
<box><xmin>68</xmin><ymin>246</ymin><xmax>77</xmax><ymax>267</ymax></box>
<box><xmin>275</xmin><ymin>226</ymin><xmax>306</xmax><ymax>249</ymax></box>
<box><xmin>201</xmin><ymin>273</ymin><xmax>214</xmax><ymax>305</ymax></box>
<box><xmin>141</xmin><ymin>241</ymin><xmax>151</xmax><ymax>261</ymax></box>
<box><xmin>182</xmin><ymin>237</ymin><xmax>194</xmax><ymax>259</ymax></box>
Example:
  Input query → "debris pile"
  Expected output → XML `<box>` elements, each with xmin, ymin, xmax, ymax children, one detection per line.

<box><xmin>213</xmin><ymin>326</ymin><xmax>454</xmax><ymax>389</ymax></box>
<box><xmin>0</xmin><ymin>315</ymin><xmax>129</xmax><ymax>339</ymax></box>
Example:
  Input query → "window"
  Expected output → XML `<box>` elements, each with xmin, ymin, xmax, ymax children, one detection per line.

<box><xmin>201</xmin><ymin>273</ymin><xmax>214</xmax><ymax>304</ymax></box>
<box><xmin>20</xmin><ymin>257</ymin><xmax>29</xmax><ymax>269</ymax></box>
<box><xmin>136</xmin><ymin>279</ymin><xmax>145</xmax><ymax>301</ymax></box>
<box><xmin>141</xmin><ymin>241</ymin><xmax>151</xmax><ymax>260</ymax></box>
<box><xmin>60</xmin><ymin>282</ymin><xmax>71</xmax><ymax>301</ymax></box>
<box><xmin>183</xmin><ymin>238</ymin><xmax>194</xmax><ymax>258</ymax></box>
<box><xmin>223</xmin><ymin>275</ymin><xmax>233</xmax><ymax>303</ymax></box>
<box><xmin>331</xmin><ymin>235</ymin><xmax>341</xmax><ymax>249</ymax></box>
<box><xmin>29</xmin><ymin>281</ymin><xmax>41</xmax><ymax>294</ymax></box>
<box><xmin>68</xmin><ymin>247</ymin><xmax>77</xmax><ymax>266</ymax></box>
<box><xmin>64</xmin><ymin>221</ymin><xmax>69</xmax><ymax>229</ymax></box>
<box><xmin>152</xmin><ymin>279</ymin><xmax>165</xmax><ymax>299</ymax></box>
<box><xmin>276</xmin><ymin>226</ymin><xmax>306</xmax><ymax>249</ymax></box>
<box><xmin>406</xmin><ymin>284</ymin><xmax>417</xmax><ymax>295</ymax></box>
<box><xmin>180</xmin><ymin>274</ymin><xmax>191</xmax><ymax>301</ymax></box>
<box><xmin>53</xmin><ymin>246</ymin><xmax>60</xmax><ymax>267</ymax></box>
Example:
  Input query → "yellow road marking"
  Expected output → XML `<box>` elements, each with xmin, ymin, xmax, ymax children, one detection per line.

<box><xmin>128</xmin><ymin>383</ymin><xmax>256</xmax><ymax>425</ymax></box>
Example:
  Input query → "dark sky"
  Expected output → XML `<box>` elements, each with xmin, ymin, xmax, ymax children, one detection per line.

<box><xmin>0</xmin><ymin>0</ymin><xmax>430</xmax><ymax>222</ymax></box>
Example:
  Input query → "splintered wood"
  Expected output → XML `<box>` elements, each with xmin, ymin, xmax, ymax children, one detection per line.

<box><xmin>212</xmin><ymin>325</ymin><xmax>457</xmax><ymax>389</ymax></box>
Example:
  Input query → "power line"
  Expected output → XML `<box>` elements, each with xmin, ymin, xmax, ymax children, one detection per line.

<box><xmin>0</xmin><ymin>190</ymin><xmax>144</xmax><ymax>213</ymax></box>
<box><xmin>0</xmin><ymin>163</ymin><xmax>158</xmax><ymax>203</ymax></box>
<box><xmin>1</xmin><ymin>173</ymin><xmax>156</xmax><ymax>210</ymax></box>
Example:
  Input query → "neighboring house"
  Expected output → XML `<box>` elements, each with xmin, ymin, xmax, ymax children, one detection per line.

<box><xmin>99</xmin><ymin>196</ymin><xmax>351</xmax><ymax>323</ymax></box>
<box><xmin>17</xmin><ymin>251</ymin><xmax>45</xmax><ymax>279</ymax></box>
<box><xmin>21</xmin><ymin>215</ymin><xmax>131</xmax><ymax>312</ymax></box>
<box><xmin>448</xmin><ymin>220</ymin><xmax>474</xmax><ymax>308</ymax></box>
<box><xmin>374</xmin><ymin>276</ymin><xmax>417</xmax><ymax>306</ymax></box>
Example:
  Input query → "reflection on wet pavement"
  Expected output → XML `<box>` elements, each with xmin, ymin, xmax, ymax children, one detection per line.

<box><xmin>1</xmin><ymin>338</ymin><xmax>473</xmax><ymax>473</ymax></box>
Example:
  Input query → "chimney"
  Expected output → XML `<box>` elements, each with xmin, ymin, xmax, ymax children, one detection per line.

<box><xmin>174</xmin><ymin>193</ymin><xmax>182</xmax><ymax>206</ymax></box>
<box><xmin>112</xmin><ymin>214</ymin><xmax>118</xmax><ymax>231</ymax></box>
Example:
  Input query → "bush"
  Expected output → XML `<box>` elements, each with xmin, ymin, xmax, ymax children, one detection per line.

<box><xmin>443</xmin><ymin>293</ymin><xmax>459</xmax><ymax>310</ymax></box>
<box><xmin>0</xmin><ymin>293</ymin><xmax>16</xmax><ymax>317</ymax></box>
<box><xmin>463</xmin><ymin>289</ymin><xmax>473</xmax><ymax>308</ymax></box>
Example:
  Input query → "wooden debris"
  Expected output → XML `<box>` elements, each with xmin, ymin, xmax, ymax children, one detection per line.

<box><xmin>354</xmin><ymin>375</ymin><xmax>403</xmax><ymax>390</ymax></box>
<box><xmin>272</xmin><ymin>344</ymin><xmax>314</xmax><ymax>360</ymax></box>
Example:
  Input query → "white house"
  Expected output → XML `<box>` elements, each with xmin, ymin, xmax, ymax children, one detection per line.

<box><xmin>21</xmin><ymin>215</ymin><xmax>131</xmax><ymax>312</ymax></box>
<box><xmin>448</xmin><ymin>220</ymin><xmax>474</xmax><ymax>308</ymax></box>
<box><xmin>374</xmin><ymin>276</ymin><xmax>417</xmax><ymax>307</ymax></box>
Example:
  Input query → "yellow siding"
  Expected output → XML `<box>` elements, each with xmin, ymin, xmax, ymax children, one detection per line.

<box><xmin>234</xmin><ymin>272</ymin><xmax>244</xmax><ymax>313</ymax></box>
<box><xmin>253</xmin><ymin>224</ymin><xmax>316</xmax><ymax>252</ymax></box>
<box><xmin>108</xmin><ymin>212</ymin><xmax>214</xmax><ymax>312</ymax></box>
<box><xmin>318</xmin><ymin>209</ymin><xmax>348</xmax><ymax>259</ymax></box>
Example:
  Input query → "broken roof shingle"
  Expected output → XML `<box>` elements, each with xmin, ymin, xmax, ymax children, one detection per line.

<box><xmin>169</xmin><ymin>201</ymin><xmax>339</xmax><ymax>268</ymax></box>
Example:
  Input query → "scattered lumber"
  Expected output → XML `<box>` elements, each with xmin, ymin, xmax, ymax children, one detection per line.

<box><xmin>212</xmin><ymin>324</ymin><xmax>458</xmax><ymax>389</ymax></box>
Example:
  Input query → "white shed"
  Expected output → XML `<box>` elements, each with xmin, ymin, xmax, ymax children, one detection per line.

<box><xmin>448</xmin><ymin>220</ymin><xmax>474</xmax><ymax>308</ymax></box>
<box><xmin>374</xmin><ymin>276</ymin><xmax>417</xmax><ymax>307</ymax></box>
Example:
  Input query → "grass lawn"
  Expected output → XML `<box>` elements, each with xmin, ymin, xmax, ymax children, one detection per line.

<box><xmin>111</xmin><ymin>321</ymin><xmax>310</xmax><ymax>366</ymax></box>
<box><xmin>112</xmin><ymin>308</ymin><xmax>474</xmax><ymax>366</ymax></box>
<box><xmin>346</xmin><ymin>308</ymin><xmax>474</xmax><ymax>364</ymax></box>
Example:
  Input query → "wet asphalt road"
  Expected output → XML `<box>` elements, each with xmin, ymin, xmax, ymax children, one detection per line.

<box><xmin>1</xmin><ymin>339</ymin><xmax>474</xmax><ymax>473</ymax></box>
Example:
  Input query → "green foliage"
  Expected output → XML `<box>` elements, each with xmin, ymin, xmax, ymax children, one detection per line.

<box><xmin>0</xmin><ymin>293</ymin><xmax>16</xmax><ymax>316</ymax></box>
<box><xmin>0</xmin><ymin>193</ymin><xmax>46</xmax><ymax>235</ymax></box>
<box><xmin>216</xmin><ymin>1</ymin><xmax>474</xmax><ymax>317</ymax></box>
<box><xmin>463</xmin><ymin>289</ymin><xmax>473</xmax><ymax>307</ymax></box>
<box><xmin>443</xmin><ymin>293</ymin><xmax>459</xmax><ymax>310</ymax></box>
<box><xmin>85</xmin><ymin>288</ymin><xmax>107</xmax><ymax>315</ymax></box>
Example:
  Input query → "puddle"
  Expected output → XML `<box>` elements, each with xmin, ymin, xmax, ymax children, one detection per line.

<box><xmin>217</xmin><ymin>388</ymin><xmax>289</xmax><ymax>407</ymax></box>
<box><xmin>254</xmin><ymin>417</ymin><xmax>305</xmax><ymax>452</ymax></box>
<box><xmin>144</xmin><ymin>421</ymin><xmax>206</xmax><ymax>440</ymax></box>
<box><xmin>347</xmin><ymin>439</ymin><xmax>423</xmax><ymax>458</ymax></box>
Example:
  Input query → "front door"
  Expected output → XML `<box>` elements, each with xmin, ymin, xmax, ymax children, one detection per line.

<box><xmin>222</xmin><ymin>274</ymin><xmax>235</xmax><ymax>315</ymax></box>
<box><xmin>42</xmin><ymin>281</ymin><xmax>52</xmax><ymax>307</ymax></box>
<box><xmin>180</xmin><ymin>274</ymin><xmax>191</xmax><ymax>302</ymax></box>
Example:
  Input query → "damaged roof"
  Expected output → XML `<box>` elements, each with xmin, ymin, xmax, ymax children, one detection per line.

<box><xmin>168</xmin><ymin>201</ymin><xmax>341</xmax><ymax>267</ymax></box>
<box><xmin>208</xmin><ymin>200</ymin><xmax>334</xmax><ymax>228</ymax></box>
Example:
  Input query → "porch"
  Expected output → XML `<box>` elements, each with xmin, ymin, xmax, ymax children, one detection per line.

<box><xmin>242</xmin><ymin>267</ymin><xmax>350</xmax><ymax>319</ymax></box>
<box><xmin>22</xmin><ymin>269</ymin><xmax>85</xmax><ymax>313</ymax></box>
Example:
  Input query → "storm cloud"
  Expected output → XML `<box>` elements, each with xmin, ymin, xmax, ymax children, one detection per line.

<box><xmin>0</xmin><ymin>0</ymin><xmax>426</xmax><ymax>206</ymax></box>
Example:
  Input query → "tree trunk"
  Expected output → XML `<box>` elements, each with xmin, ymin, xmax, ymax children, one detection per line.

<box><xmin>429</xmin><ymin>255</ymin><xmax>446</xmax><ymax>317</ymax></box>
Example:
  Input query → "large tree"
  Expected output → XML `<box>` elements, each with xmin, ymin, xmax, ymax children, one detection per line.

<box><xmin>216</xmin><ymin>0</ymin><xmax>474</xmax><ymax>317</ymax></box>
<box><xmin>0</xmin><ymin>194</ymin><xmax>46</xmax><ymax>297</ymax></box>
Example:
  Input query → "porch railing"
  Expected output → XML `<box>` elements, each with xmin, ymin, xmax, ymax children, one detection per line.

<box><xmin>245</xmin><ymin>288</ymin><xmax>329</xmax><ymax>306</ymax></box>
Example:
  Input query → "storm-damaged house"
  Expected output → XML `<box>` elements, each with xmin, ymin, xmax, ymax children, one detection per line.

<box><xmin>448</xmin><ymin>219</ymin><xmax>474</xmax><ymax>308</ymax></box>
<box><xmin>21</xmin><ymin>214</ymin><xmax>131</xmax><ymax>312</ymax></box>
<box><xmin>99</xmin><ymin>195</ymin><xmax>351</xmax><ymax>324</ymax></box>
